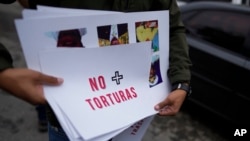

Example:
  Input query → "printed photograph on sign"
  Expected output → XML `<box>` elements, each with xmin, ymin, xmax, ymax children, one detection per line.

<box><xmin>135</xmin><ymin>20</ymin><xmax>162</xmax><ymax>87</ymax></box>
<box><xmin>135</xmin><ymin>20</ymin><xmax>159</xmax><ymax>52</ymax></box>
<box><xmin>97</xmin><ymin>23</ymin><xmax>129</xmax><ymax>47</ymax></box>
<box><xmin>45</xmin><ymin>28</ymin><xmax>87</xmax><ymax>48</ymax></box>
<box><xmin>149</xmin><ymin>55</ymin><xmax>162</xmax><ymax>87</ymax></box>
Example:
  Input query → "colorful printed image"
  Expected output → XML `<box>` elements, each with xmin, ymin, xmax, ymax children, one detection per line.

<box><xmin>97</xmin><ymin>23</ymin><xmax>129</xmax><ymax>47</ymax></box>
<box><xmin>149</xmin><ymin>55</ymin><xmax>163</xmax><ymax>87</ymax></box>
<box><xmin>46</xmin><ymin>28</ymin><xmax>87</xmax><ymax>48</ymax></box>
<box><xmin>135</xmin><ymin>20</ymin><xmax>162</xmax><ymax>87</ymax></box>
<box><xmin>135</xmin><ymin>20</ymin><xmax>159</xmax><ymax>52</ymax></box>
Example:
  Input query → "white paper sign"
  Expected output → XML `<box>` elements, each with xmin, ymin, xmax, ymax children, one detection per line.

<box><xmin>111</xmin><ymin>115</ymin><xmax>154</xmax><ymax>141</ymax></box>
<box><xmin>39</xmin><ymin>42</ymin><xmax>153</xmax><ymax>140</ymax></box>
<box><xmin>15</xmin><ymin>9</ymin><xmax>170</xmax><ymax>140</ymax></box>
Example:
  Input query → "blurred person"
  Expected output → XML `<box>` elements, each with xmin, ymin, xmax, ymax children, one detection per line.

<box><xmin>0</xmin><ymin>42</ymin><xmax>63</xmax><ymax>132</ymax></box>
<box><xmin>2</xmin><ymin>0</ymin><xmax>192</xmax><ymax>140</ymax></box>
<box><xmin>0</xmin><ymin>0</ymin><xmax>64</xmax><ymax>132</ymax></box>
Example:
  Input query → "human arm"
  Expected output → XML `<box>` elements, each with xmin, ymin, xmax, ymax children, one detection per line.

<box><xmin>0</xmin><ymin>68</ymin><xmax>63</xmax><ymax>105</ymax></box>
<box><xmin>154</xmin><ymin>0</ymin><xmax>192</xmax><ymax>116</ymax></box>
<box><xmin>0</xmin><ymin>43</ymin><xmax>63</xmax><ymax>105</ymax></box>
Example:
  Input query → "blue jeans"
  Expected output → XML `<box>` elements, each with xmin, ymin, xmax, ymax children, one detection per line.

<box><xmin>36</xmin><ymin>105</ymin><xmax>47</xmax><ymax>122</ymax></box>
<box><xmin>48</xmin><ymin>123</ymin><xmax>69</xmax><ymax>141</ymax></box>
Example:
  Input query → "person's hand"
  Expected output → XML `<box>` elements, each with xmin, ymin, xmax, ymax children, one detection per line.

<box><xmin>154</xmin><ymin>89</ymin><xmax>187</xmax><ymax>116</ymax></box>
<box><xmin>0</xmin><ymin>68</ymin><xmax>63</xmax><ymax>105</ymax></box>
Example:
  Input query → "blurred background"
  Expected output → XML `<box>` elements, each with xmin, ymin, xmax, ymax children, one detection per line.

<box><xmin>0</xmin><ymin>0</ymin><xmax>249</xmax><ymax>141</ymax></box>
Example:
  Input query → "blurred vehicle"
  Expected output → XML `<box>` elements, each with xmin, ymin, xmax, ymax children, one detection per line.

<box><xmin>178</xmin><ymin>0</ymin><xmax>250</xmax><ymax>6</ymax></box>
<box><xmin>179</xmin><ymin>1</ymin><xmax>250</xmax><ymax>133</ymax></box>
<box><xmin>231</xmin><ymin>0</ymin><xmax>250</xmax><ymax>5</ymax></box>
<box><xmin>177</xmin><ymin>0</ymin><xmax>187</xmax><ymax>6</ymax></box>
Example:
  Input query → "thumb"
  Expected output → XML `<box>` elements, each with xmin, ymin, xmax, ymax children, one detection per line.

<box><xmin>154</xmin><ymin>97</ymin><xmax>171</xmax><ymax>111</ymax></box>
<box><xmin>38</xmin><ymin>73</ymin><xmax>64</xmax><ymax>85</ymax></box>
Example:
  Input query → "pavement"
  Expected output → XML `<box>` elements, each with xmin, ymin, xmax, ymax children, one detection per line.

<box><xmin>0</xmin><ymin>2</ymin><xmax>230</xmax><ymax>141</ymax></box>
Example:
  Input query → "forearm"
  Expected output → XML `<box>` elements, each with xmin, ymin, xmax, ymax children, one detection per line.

<box><xmin>168</xmin><ymin>30</ymin><xmax>192</xmax><ymax>84</ymax></box>
<box><xmin>168</xmin><ymin>0</ymin><xmax>192</xmax><ymax>85</ymax></box>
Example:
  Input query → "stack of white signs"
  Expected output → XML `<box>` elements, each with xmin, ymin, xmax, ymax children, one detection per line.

<box><xmin>15</xmin><ymin>6</ymin><xmax>170</xmax><ymax>141</ymax></box>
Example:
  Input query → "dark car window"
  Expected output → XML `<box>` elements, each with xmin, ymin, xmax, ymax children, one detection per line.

<box><xmin>182</xmin><ymin>10</ymin><xmax>250</xmax><ymax>58</ymax></box>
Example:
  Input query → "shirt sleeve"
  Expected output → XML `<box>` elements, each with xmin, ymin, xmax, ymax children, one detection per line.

<box><xmin>167</xmin><ymin>0</ymin><xmax>192</xmax><ymax>85</ymax></box>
